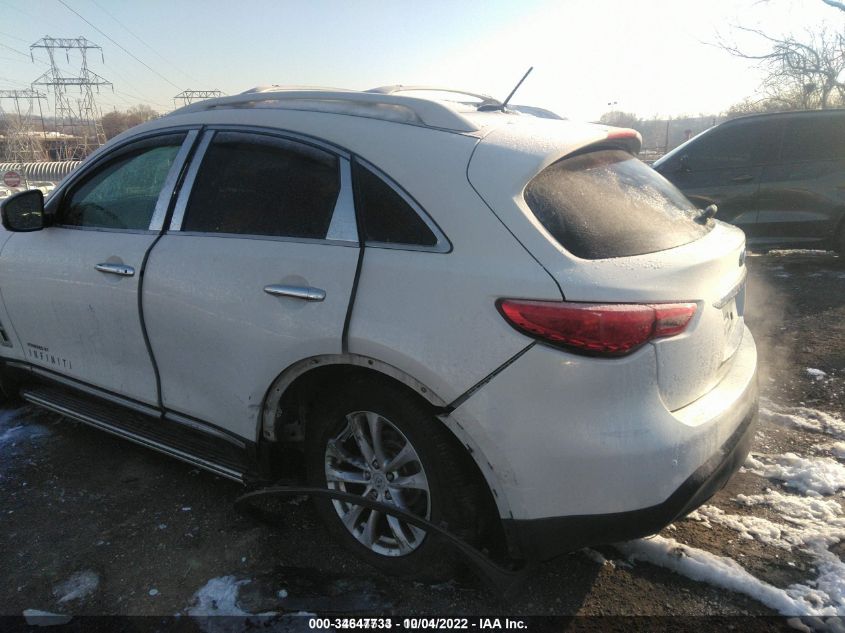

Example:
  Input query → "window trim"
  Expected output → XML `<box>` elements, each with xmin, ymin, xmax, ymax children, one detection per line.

<box><xmin>352</xmin><ymin>156</ymin><xmax>451</xmax><ymax>254</ymax></box>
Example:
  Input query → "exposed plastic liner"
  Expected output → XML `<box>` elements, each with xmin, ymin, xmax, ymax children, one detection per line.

<box><xmin>235</xmin><ymin>485</ymin><xmax>530</xmax><ymax>595</ymax></box>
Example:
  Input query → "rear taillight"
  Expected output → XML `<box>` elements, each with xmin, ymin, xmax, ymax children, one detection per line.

<box><xmin>497</xmin><ymin>299</ymin><xmax>697</xmax><ymax>357</ymax></box>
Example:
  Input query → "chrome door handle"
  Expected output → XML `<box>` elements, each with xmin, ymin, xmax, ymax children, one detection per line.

<box><xmin>264</xmin><ymin>284</ymin><xmax>326</xmax><ymax>302</ymax></box>
<box><xmin>95</xmin><ymin>263</ymin><xmax>135</xmax><ymax>277</ymax></box>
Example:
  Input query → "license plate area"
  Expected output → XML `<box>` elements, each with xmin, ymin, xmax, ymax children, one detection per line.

<box><xmin>721</xmin><ymin>283</ymin><xmax>745</xmax><ymax>362</ymax></box>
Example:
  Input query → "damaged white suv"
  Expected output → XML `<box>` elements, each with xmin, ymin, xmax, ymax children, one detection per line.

<box><xmin>0</xmin><ymin>86</ymin><xmax>757</xmax><ymax>577</ymax></box>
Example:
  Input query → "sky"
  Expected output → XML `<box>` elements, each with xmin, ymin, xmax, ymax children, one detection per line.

<box><xmin>0</xmin><ymin>0</ymin><xmax>840</xmax><ymax>122</ymax></box>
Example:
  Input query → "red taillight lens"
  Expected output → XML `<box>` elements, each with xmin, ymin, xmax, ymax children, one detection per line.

<box><xmin>497</xmin><ymin>299</ymin><xmax>697</xmax><ymax>357</ymax></box>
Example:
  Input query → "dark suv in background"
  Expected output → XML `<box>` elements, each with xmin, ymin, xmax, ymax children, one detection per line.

<box><xmin>653</xmin><ymin>109</ymin><xmax>845</xmax><ymax>253</ymax></box>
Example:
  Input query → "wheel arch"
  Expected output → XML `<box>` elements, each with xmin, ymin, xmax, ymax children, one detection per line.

<box><xmin>260</xmin><ymin>353</ymin><xmax>449</xmax><ymax>443</ymax></box>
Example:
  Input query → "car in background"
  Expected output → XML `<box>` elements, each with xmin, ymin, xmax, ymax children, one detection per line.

<box><xmin>653</xmin><ymin>109</ymin><xmax>845</xmax><ymax>253</ymax></box>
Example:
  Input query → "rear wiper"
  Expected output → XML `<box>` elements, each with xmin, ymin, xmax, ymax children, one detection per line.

<box><xmin>696</xmin><ymin>204</ymin><xmax>718</xmax><ymax>224</ymax></box>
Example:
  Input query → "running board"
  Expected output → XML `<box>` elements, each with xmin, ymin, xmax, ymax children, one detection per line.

<box><xmin>21</xmin><ymin>385</ymin><xmax>249</xmax><ymax>483</ymax></box>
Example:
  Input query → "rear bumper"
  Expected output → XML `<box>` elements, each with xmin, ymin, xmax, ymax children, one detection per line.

<box><xmin>501</xmin><ymin>379</ymin><xmax>757</xmax><ymax>561</ymax></box>
<box><xmin>444</xmin><ymin>325</ymin><xmax>759</xmax><ymax>559</ymax></box>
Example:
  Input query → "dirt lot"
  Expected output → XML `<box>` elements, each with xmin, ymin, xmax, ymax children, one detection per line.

<box><xmin>1</xmin><ymin>250</ymin><xmax>843</xmax><ymax>625</ymax></box>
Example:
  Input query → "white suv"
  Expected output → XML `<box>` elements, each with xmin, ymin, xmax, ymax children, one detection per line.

<box><xmin>0</xmin><ymin>86</ymin><xmax>758</xmax><ymax>577</ymax></box>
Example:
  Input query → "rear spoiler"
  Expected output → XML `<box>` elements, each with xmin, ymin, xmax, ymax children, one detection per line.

<box><xmin>602</xmin><ymin>127</ymin><xmax>642</xmax><ymax>155</ymax></box>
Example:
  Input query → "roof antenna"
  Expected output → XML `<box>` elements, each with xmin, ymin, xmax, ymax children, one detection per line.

<box><xmin>479</xmin><ymin>66</ymin><xmax>534</xmax><ymax>112</ymax></box>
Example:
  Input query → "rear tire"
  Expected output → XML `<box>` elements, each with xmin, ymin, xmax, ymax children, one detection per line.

<box><xmin>305</xmin><ymin>379</ymin><xmax>485</xmax><ymax>580</ymax></box>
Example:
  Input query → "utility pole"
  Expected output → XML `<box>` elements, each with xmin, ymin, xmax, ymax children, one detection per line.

<box><xmin>173</xmin><ymin>89</ymin><xmax>224</xmax><ymax>108</ymax></box>
<box><xmin>0</xmin><ymin>89</ymin><xmax>48</xmax><ymax>163</ymax></box>
<box><xmin>30</xmin><ymin>36</ymin><xmax>112</xmax><ymax>160</ymax></box>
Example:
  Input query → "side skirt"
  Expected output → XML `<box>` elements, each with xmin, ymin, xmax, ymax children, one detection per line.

<box><xmin>20</xmin><ymin>383</ymin><xmax>254</xmax><ymax>484</ymax></box>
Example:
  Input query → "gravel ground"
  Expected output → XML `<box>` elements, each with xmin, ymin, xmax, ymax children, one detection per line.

<box><xmin>0</xmin><ymin>250</ymin><xmax>843</xmax><ymax>623</ymax></box>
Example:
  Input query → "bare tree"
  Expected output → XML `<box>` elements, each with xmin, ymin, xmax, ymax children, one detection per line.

<box><xmin>719</xmin><ymin>2</ymin><xmax>845</xmax><ymax>110</ymax></box>
<box><xmin>598</xmin><ymin>111</ymin><xmax>641</xmax><ymax>128</ymax></box>
<box><xmin>100</xmin><ymin>104</ymin><xmax>159</xmax><ymax>140</ymax></box>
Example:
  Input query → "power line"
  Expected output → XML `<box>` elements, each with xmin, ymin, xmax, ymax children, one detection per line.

<box><xmin>56</xmin><ymin>0</ymin><xmax>182</xmax><ymax>91</ymax></box>
<box><xmin>0</xmin><ymin>41</ymin><xmax>31</xmax><ymax>59</ymax></box>
<box><xmin>88</xmin><ymin>0</ymin><xmax>200</xmax><ymax>85</ymax></box>
<box><xmin>0</xmin><ymin>30</ymin><xmax>32</xmax><ymax>45</ymax></box>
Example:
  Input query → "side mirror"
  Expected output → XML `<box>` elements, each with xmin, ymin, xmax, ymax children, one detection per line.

<box><xmin>1</xmin><ymin>189</ymin><xmax>45</xmax><ymax>232</ymax></box>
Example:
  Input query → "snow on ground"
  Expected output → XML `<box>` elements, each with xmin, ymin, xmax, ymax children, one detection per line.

<box><xmin>187</xmin><ymin>576</ymin><xmax>252</xmax><ymax>617</ymax></box>
<box><xmin>807</xmin><ymin>369</ymin><xmax>828</xmax><ymax>381</ymax></box>
<box><xmin>185</xmin><ymin>576</ymin><xmax>313</xmax><ymax>633</ymax></box>
<box><xmin>616</xmin><ymin>535</ymin><xmax>841</xmax><ymax>616</ymax></box>
<box><xmin>52</xmin><ymin>570</ymin><xmax>99</xmax><ymax>604</ymax></box>
<box><xmin>761</xmin><ymin>401</ymin><xmax>845</xmax><ymax>440</ymax></box>
<box><xmin>745</xmin><ymin>453</ymin><xmax>845</xmax><ymax>497</ymax></box>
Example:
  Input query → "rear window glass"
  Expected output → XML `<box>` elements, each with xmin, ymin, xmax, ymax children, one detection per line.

<box><xmin>524</xmin><ymin>149</ymin><xmax>711</xmax><ymax>259</ymax></box>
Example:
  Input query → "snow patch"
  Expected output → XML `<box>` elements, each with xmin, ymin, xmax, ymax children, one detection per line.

<box><xmin>0</xmin><ymin>408</ymin><xmax>51</xmax><ymax>449</ymax></box>
<box><xmin>761</xmin><ymin>401</ymin><xmax>845</xmax><ymax>440</ymax></box>
<box><xmin>52</xmin><ymin>570</ymin><xmax>99</xmax><ymax>604</ymax></box>
<box><xmin>807</xmin><ymin>368</ymin><xmax>828</xmax><ymax>381</ymax></box>
<box><xmin>581</xmin><ymin>548</ymin><xmax>610</xmax><ymax>566</ymax></box>
<box><xmin>832</xmin><ymin>443</ymin><xmax>845</xmax><ymax>459</ymax></box>
<box><xmin>187</xmin><ymin>576</ymin><xmax>251</xmax><ymax>617</ymax></box>
<box><xmin>616</xmin><ymin>535</ymin><xmax>843</xmax><ymax>616</ymax></box>
<box><xmin>746</xmin><ymin>453</ymin><xmax>845</xmax><ymax>496</ymax></box>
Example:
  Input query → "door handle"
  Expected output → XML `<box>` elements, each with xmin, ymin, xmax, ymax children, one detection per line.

<box><xmin>95</xmin><ymin>263</ymin><xmax>135</xmax><ymax>277</ymax></box>
<box><xmin>264</xmin><ymin>284</ymin><xmax>326</xmax><ymax>302</ymax></box>
<box><xmin>731</xmin><ymin>174</ymin><xmax>755</xmax><ymax>183</ymax></box>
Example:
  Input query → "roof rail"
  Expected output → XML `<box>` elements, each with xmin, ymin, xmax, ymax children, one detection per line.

<box><xmin>367</xmin><ymin>85</ymin><xmax>500</xmax><ymax>106</ymax></box>
<box><xmin>168</xmin><ymin>86</ymin><xmax>483</xmax><ymax>133</ymax></box>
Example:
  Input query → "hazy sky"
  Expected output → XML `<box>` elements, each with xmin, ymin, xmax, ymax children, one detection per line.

<box><xmin>0</xmin><ymin>0</ymin><xmax>840</xmax><ymax>121</ymax></box>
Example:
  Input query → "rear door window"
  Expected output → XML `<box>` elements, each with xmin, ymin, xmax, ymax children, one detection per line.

<box><xmin>683</xmin><ymin>120</ymin><xmax>781</xmax><ymax>171</ymax></box>
<box><xmin>181</xmin><ymin>132</ymin><xmax>340</xmax><ymax>239</ymax></box>
<box><xmin>781</xmin><ymin>115</ymin><xmax>845</xmax><ymax>162</ymax></box>
<box><xmin>523</xmin><ymin>149</ymin><xmax>711</xmax><ymax>259</ymax></box>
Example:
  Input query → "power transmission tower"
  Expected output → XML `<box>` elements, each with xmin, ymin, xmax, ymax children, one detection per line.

<box><xmin>173</xmin><ymin>89</ymin><xmax>224</xmax><ymax>108</ymax></box>
<box><xmin>30</xmin><ymin>37</ymin><xmax>112</xmax><ymax>160</ymax></box>
<box><xmin>0</xmin><ymin>89</ymin><xmax>48</xmax><ymax>163</ymax></box>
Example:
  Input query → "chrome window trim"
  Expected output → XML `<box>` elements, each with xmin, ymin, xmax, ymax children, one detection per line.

<box><xmin>149</xmin><ymin>129</ymin><xmax>200</xmax><ymax>232</ymax></box>
<box><xmin>168</xmin><ymin>130</ymin><xmax>215</xmax><ymax>231</ymax></box>
<box><xmin>354</xmin><ymin>157</ymin><xmax>451</xmax><ymax>254</ymax></box>
<box><xmin>325</xmin><ymin>157</ymin><xmax>358</xmax><ymax>243</ymax></box>
<box><xmin>166</xmin><ymin>230</ymin><xmax>357</xmax><ymax>247</ymax></box>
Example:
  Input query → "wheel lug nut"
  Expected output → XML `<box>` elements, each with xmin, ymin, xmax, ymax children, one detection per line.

<box><xmin>386</xmin><ymin>473</ymin><xmax>394</xmax><ymax>482</ymax></box>
<box><xmin>384</xmin><ymin>491</ymin><xmax>391</xmax><ymax>500</ymax></box>
<box><xmin>372</xmin><ymin>460</ymin><xmax>380</xmax><ymax>469</ymax></box>
<box><xmin>364</xmin><ymin>472</ymin><xmax>371</xmax><ymax>480</ymax></box>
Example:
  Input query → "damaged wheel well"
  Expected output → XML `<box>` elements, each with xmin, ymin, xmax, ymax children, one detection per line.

<box><xmin>259</xmin><ymin>361</ymin><xmax>508</xmax><ymax>558</ymax></box>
